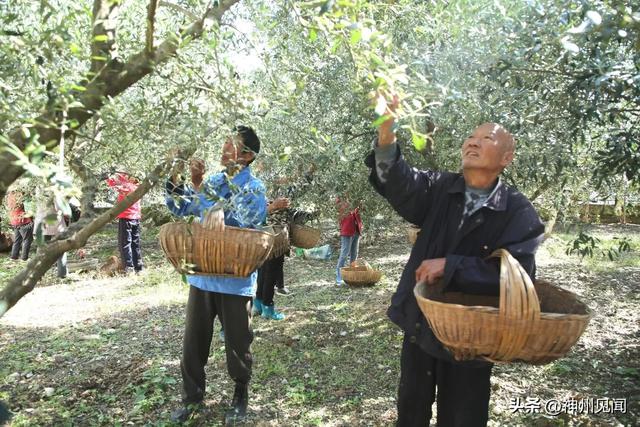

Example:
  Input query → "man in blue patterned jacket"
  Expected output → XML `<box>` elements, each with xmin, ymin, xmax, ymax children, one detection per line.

<box><xmin>366</xmin><ymin>98</ymin><xmax>544</xmax><ymax>427</ymax></box>
<box><xmin>166</xmin><ymin>126</ymin><xmax>267</xmax><ymax>424</ymax></box>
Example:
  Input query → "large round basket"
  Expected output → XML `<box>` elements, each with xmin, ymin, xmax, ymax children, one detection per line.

<box><xmin>290</xmin><ymin>224</ymin><xmax>321</xmax><ymax>249</ymax></box>
<box><xmin>413</xmin><ymin>249</ymin><xmax>592</xmax><ymax>364</ymax></box>
<box><xmin>263</xmin><ymin>225</ymin><xmax>290</xmax><ymax>260</ymax></box>
<box><xmin>407</xmin><ymin>226</ymin><xmax>420</xmax><ymax>244</ymax></box>
<box><xmin>341</xmin><ymin>266</ymin><xmax>382</xmax><ymax>287</ymax></box>
<box><xmin>159</xmin><ymin>215</ymin><xmax>274</xmax><ymax>277</ymax></box>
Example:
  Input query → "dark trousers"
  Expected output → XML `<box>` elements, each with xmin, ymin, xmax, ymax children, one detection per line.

<box><xmin>11</xmin><ymin>222</ymin><xmax>33</xmax><ymax>260</ymax></box>
<box><xmin>117</xmin><ymin>218</ymin><xmax>143</xmax><ymax>271</ymax></box>
<box><xmin>181</xmin><ymin>286</ymin><xmax>253</xmax><ymax>404</ymax></box>
<box><xmin>397</xmin><ymin>335</ymin><xmax>493</xmax><ymax>427</ymax></box>
<box><xmin>256</xmin><ymin>255</ymin><xmax>284</xmax><ymax>306</ymax></box>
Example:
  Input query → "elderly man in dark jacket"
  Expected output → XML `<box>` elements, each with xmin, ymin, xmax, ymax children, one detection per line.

<box><xmin>366</xmin><ymin>98</ymin><xmax>544</xmax><ymax>427</ymax></box>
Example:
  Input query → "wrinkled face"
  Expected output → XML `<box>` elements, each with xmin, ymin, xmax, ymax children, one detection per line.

<box><xmin>461</xmin><ymin>123</ymin><xmax>514</xmax><ymax>174</ymax></box>
<box><xmin>220</xmin><ymin>135</ymin><xmax>254</xmax><ymax>168</ymax></box>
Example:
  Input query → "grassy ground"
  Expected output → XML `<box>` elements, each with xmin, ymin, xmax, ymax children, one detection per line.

<box><xmin>0</xmin><ymin>223</ymin><xmax>638</xmax><ymax>426</ymax></box>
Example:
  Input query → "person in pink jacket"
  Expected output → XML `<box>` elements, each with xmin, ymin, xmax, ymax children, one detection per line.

<box><xmin>106</xmin><ymin>172</ymin><xmax>143</xmax><ymax>274</ymax></box>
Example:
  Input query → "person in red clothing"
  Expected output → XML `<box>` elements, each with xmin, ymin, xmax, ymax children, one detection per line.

<box><xmin>335</xmin><ymin>196</ymin><xmax>363</xmax><ymax>285</ymax></box>
<box><xmin>106</xmin><ymin>172</ymin><xmax>143</xmax><ymax>274</ymax></box>
<box><xmin>6</xmin><ymin>190</ymin><xmax>34</xmax><ymax>261</ymax></box>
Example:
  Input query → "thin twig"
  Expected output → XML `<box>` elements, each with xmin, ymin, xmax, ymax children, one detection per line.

<box><xmin>146</xmin><ymin>0</ymin><xmax>159</xmax><ymax>54</ymax></box>
<box><xmin>159</xmin><ymin>0</ymin><xmax>199</xmax><ymax>21</ymax></box>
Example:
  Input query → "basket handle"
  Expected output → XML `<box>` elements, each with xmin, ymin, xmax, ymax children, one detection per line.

<box><xmin>488</xmin><ymin>249</ymin><xmax>541</xmax><ymax>361</ymax></box>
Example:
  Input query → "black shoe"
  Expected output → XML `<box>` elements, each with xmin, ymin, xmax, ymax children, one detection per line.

<box><xmin>276</xmin><ymin>287</ymin><xmax>291</xmax><ymax>295</ymax></box>
<box><xmin>224</xmin><ymin>383</ymin><xmax>248</xmax><ymax>425</ymax></box>
<box><xmin>170</xmin><ymin>402</ymin><xmax>202</xmax><ymax>423</ymax></box>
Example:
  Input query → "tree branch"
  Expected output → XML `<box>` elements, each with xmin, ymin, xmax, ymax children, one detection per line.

<box><xmin>159</xmin><ymin>0</ymin><xmax>199</xmax><ymax>21</ymax></box>
<box><xmin>0</xmin><ymin>30</ymin><xmax>24</xmax><ymax>36</ymax></box>
<box><xmin>528</xmin><ymin>180</ymin><xmax>553</xmax><ymax>203</ymax></box>
<box><xmin>0</xmin><ymin>0</ymin><xmax>240</xmax><ymax>203</ymax></box>
<box><xmin>343</xmin><ymin>129</ymin><xmax>371</xmax><ymax>142</ymax></box>
<box><xmin>146</xmin><ymin>0</ymin><xmax>159</xmax><ymax>54</ymax></box>
<box><xmin>91</xmin><ymin>0</ymin><xmax>120</xmax><ymax>74</ymax></box>
<box><xmin>0</xmin><ymin>147</ymin><xmax>194</xmax><ymax>318</ymax></box>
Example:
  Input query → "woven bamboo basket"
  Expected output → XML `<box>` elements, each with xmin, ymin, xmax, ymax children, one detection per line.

<box><xmin>341</xmin><ymin>266</ymin><xmax>382</xmax><ymax>287</ymax></box>
<box><xmin>290</xmin><ymin>223</ymin><xmax>321</xmax><ymax>249</ymax></box>
<box><xmin>413</xmin><ymin>249</ymin><xmax>592</xmax><ymax>364</ymax></box>
<box><xmin>159</xmin><ymin>208</ymin><xmax>274</xmax><ymax>277</ymax></box>
<box><xmin>407</xmin><ymin>226</ymin><xmax>420</xmax><ymax>244</ymax></box>
<box><xmin>263</xmin><ymin>225</ymin><xmax>290</xmax><ymax>260</ymax></box>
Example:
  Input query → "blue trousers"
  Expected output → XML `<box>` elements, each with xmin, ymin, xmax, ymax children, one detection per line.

<box><xmin>335</xmin><ymin>233</ymin><xmax>360</xmax><ymax>282</ymax></box>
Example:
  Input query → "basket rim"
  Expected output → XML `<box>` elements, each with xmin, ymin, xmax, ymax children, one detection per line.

<box><xmin>161</xmin><ymin>221</ymin><xmax>274</xmax><ymax>237</ymax></box>
<box><xmin>290</xmin><ymin>223</ymin><xmax>321</xmax><ymax>236</ymax></box>
<box><xmin>290</xmin><ymin>223</ymin><xmax>320</xmax><ymax>230</ymax></box>
<box><xmin>413</xmin><ymin>281</ymin><xmax>594</xmax><ymax>320</ymax></box>
<box><xmin>340</xmin><ymin>266</ymin><xmax>381</xmax><ymax>272</ymax></box>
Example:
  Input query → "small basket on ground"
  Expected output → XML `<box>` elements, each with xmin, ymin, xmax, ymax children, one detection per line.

<box><xmin>413</xmin><ymin>249</ymin><xmax>592</xmax><ymax>364</ymax></box>
<box><xmin>340</xmin><ymin>266</ymin><xmax>382</xmax><ymax>287</ymax></box>
<box><xmin>290</xmin><ymin>223</ymin><xmax>321</xmax><ymax>248</ymax></box>
<box><xmin>263</xmin><ymin>225</ymin><xmax>290</xmax><ymax>260</ymax></box>
<box><xmin>407</xmin><ymin>226</ymin><xmax>420</xmax><ymax>244</ymax></box>
<box><xmin>159</xmin><ymin>208</ymin><xmax>274</xmax><ymax>277</ymax></box>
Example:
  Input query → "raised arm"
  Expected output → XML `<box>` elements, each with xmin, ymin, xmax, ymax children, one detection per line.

<box><xmin>165</xmin><ymin>158</ymin><xmax>209</xmax><ymax>218</ymax></box>
<box><xmin>366</xmin><ymin>95</ymin><xmax>442</xmax><ymax>225</ymax></box>
<box><xmin>267</xmin><ymin>197</ymin><xmax>290</xmax><ymax>214</ymax></box>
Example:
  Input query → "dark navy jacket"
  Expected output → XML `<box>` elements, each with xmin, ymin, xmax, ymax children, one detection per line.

<box><xmin>365</xmin><ymin>146</ymin><xmax>545</xmax><ymax>366</ymax></box>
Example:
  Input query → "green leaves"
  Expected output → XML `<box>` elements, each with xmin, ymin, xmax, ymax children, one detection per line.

<box><xmin>69</xmin><ymin>42</ymin><xmax>82</xmax><ymax>55</ymax></box>
<box><xmin>566</xmin><ymin>232</ymin><xmax>633</xmax><ymax>261</ymax></box>
<box><xmin>371</xmin><ymin>114</ymin><xmax>390</xmax><ymax>127</ymax></box>
<box><xmin>279</xmin><ymin>146</ymin><xmax>293</xmax><ymax>162</ymax></box>
<box><xmin>0</xmin><ymin>0</ymin><xmax>637</xmax><ymax>233</ymax></box>
<box><xmin>411</xmin><ymin>132</ymin><xmax>427</xmax><ymax>153</ymax></box>
<box><xmin>566</xmin><ymin>231</ymin><xmax>600</xmax><ymax>259</ymax></box>
<box><xmin>309</xmin><ymin>28</ymin><xmax>318</xmax><ymax>42</ymax></box>
<box><xmin>349</xmin><ymin>28</ymin><xmax>361</xmax><ymax>45</ymax></box>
